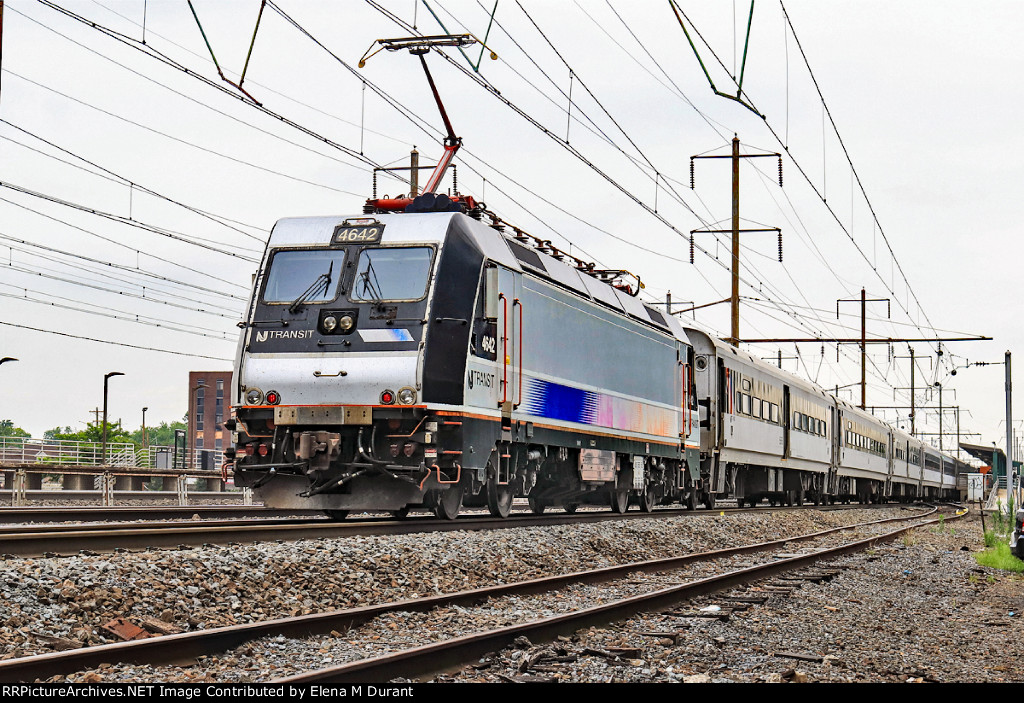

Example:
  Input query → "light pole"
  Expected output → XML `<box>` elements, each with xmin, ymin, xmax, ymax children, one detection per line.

<box><xmin>0</xmin><ymin>357</ymin><xmax>17</xmax><ymax>366</ymax></box>
<box><xmin>142</xmin><ymin>406</ymin><xmax>149</xmax><ymax>449</ymax></box>
<box><xmin>1006</xmin><ymin>351</ymin><xmax>1015</xmax><ymax>513</ymax></box>
<box><xmin>101</xmin><ymin>371</ymin><xmax>125</xmax><ymax>464</ymax></box>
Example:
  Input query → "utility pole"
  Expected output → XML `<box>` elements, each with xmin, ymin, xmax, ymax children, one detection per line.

<box><xmin>0</xmin><ymin>1</ymin><xmax>5</xmax><ymax>107</ymax></box>
<box><xmin>761</xmin><ymin>351</ymin><xmax>797</xmax><ymax>369</ymax></box>
<box><xmin>647</xmin><ymin>292</ymin><xmax>695</xmax><ymax>318</ymax></box>
<box><xmin>730</xmin><ymin>136</ymin><xmax>739</xmax><ymax>347</ymax></box>
<box><xmin>837</xmin><ymin>288</ymin><xmax>890</xmax><ymax>410</ymax></box>
<box><xmin>894</xmin><ymin>349</ymin><xmax>932</xmax><ymax>437</ymax></box>
<box><xmin>690</xmin><ymin>136</ymin><xmax>782</xmax><ymax>347</ymax></box>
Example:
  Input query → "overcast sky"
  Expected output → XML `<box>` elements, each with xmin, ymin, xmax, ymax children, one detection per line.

<box><xmin>0</xmin><ymin>0</ymin><xmax>1020</xmax><ymax>459</ymax></box>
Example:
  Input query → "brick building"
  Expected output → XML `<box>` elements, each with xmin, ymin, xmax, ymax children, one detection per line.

<box><xmin>187</xmin><ymin>371</ymin><xmax>233</xmax><ymax>463</ymax></box>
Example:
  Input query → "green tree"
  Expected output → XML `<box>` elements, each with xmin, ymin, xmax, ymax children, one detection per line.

<box><xmin>0</xmin><ymin>419</ymin><xmax>30</xmax><ymax>438</ymax></box>
<box><xmin>130</xmin><ymin>418</ymin><xmax>188</xmax><ymax>447</ymax></box>
<box><xmin>49</xmin><ymin>422</ymin><xmax>133</xmax><ymax>445</ymax></box>
<box><xmin>43</xmin><ymin>426</ymin><xmax>74</xmax><ymax>440</ymax></box>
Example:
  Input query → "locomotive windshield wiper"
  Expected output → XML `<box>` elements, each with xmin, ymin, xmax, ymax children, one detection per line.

<box><xmin>288</xmin><ymin>261</ymin><xmax>334</xmax><ymax>314</ymax></box>
<box><xmin>358</xmin><ymin>256</ymin><xmax>385</xmax><ymax>303</ymax></box>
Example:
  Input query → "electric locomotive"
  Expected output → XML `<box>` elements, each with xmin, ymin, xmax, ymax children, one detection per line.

<box><xmin>227</xmin><ymin>198</ymin><xmax>701</xmax><ymax>519</ymax></box>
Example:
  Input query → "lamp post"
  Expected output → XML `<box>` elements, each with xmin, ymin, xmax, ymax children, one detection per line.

<box><xmin>0</xmin><ymin>357</ymin><xmax>17</xmax><ymax>365</ymax></box>
<box><xmin>142</xmin><ymin>406</ymin><xmax>149</xmax><ymax>449</ymax></box>
<box><xmin>101</xmin><ymin>372</ymin><xmax>125</xmax><ymax>465</ymax></box>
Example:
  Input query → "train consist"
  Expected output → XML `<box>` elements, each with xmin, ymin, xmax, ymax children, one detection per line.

<box><xmin>226</xmin><ymin>204</ymin><xmax>965</xmax><ymax>519</ymax></box>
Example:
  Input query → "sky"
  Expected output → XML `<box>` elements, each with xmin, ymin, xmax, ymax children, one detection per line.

<box><xmin>0</xmin><ymin>0</ymin><xmax>1020</xmax><ymax>461</ymax></box>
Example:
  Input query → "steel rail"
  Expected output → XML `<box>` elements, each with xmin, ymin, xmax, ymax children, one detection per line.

<box><xmin>0</xmin><ymin>502</ymin><xmax>894</xmax><ymax>557</ymax></box>
<box><xmin>278</xmin><ymin>508</ymin><xmax>963</xmax><ymax>683</ymax></box>
<box><xmin>0</xmin><ymin>505</ymin><xmax>322</xmax><ymax>524</ymax></box>
<box><xmin>0</xmin><ymin>506</ymin><xmax>939</xmax><ymax>682</ymax></box>
<box><xmin>4</xmin><ymin>490</ymin><xmax>243</xmax><ymax>502</ymax></box>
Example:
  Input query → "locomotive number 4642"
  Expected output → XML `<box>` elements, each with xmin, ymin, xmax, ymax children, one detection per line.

<box><xmin>334</xmin><ymin>225</ymin><xmax>384</xmax><ymax>244</ymax></box>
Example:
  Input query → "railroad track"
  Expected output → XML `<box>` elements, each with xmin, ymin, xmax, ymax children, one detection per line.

<box><xmin>0</xmin><ymin>505</ymin><xmax>323</xmax><ymax>524</ymax></box>
<box><xmin>0</xmin><ymin>502</ymin><xmax>897</xmax><ymax>558</ymax></box>
<box><xmin>0</xmin><ymin>505</ymin><xmax>956</xmax><ymax>683</ymax></box>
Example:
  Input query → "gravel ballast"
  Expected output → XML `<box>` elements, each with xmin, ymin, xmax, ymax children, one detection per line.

<box><xmin>4</xmin><ymin>506</ymin><xmax>1018</xmax><ymax>683</ymax></box>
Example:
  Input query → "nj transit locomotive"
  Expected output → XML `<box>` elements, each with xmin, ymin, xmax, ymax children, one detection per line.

<box><xmin>228</xmin><ymin>204</ymin><xmax>701</xmax><ymax>519</ymax></box>
<box><xmin>227</xmin><ymin>206</ymin><xmax>963</xmax><ymax>518</ymax></box>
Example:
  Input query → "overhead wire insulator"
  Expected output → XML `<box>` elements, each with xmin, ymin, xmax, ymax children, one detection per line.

<box><xmin>689</xmin><ymin>233</ymin><xmax>695</xmax><ymax>264</ymax></box>
<box><xmin>690</xmin><ymin>158</ymin><xmax>695</xmax><ymax>189</ymax></box>
<box><xmin>778</xmin><ymin>156</ymin><xmax>784</xmax><ymax>187</ymax></box>
<box><xmin>777</xmin><ymin>230</ymin><xmax>783</xmax><ymax>262</ymax></box>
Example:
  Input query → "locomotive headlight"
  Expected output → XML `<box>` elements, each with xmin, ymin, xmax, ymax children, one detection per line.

<box><xmin>245</xmin><ymin>388</ymin><xmax>264</xmax><ymax>405</ymax></box>
<box><xmin>338</xmin><ymin>314</ymin><xmax>355</xmax><ymax>331</ymax></box>
<box><xmin>398</xmin><ymin>387</ymin><xmax>417</xmax><ymax>405</ymax></box>
<box><xmin>322</xmin><ymin>315</ymin><xmax>338</xmax><ymax>332</ymax></box>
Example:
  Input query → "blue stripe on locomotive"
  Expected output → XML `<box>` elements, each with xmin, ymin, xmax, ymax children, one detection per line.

<box><xmin>520</xmin><ymin>378</ymin><xmax>599</xmax><ymax>425</ymax></box>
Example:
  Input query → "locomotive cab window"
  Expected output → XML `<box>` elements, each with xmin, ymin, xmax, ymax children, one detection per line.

<box><xmin>262</xmin><ymin>248</ymin><xmax>346</xmax><ymax>304</ymax></box>
<box><xmin>351</xmin><ymin>246</ymin><xmax>434</xmax><ymax>302</ymax></box>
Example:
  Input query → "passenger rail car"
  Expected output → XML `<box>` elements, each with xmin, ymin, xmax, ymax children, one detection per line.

<box><xmin>682</xmin><ymin>327</ymin><xmax>961</xmax><ymax>506</ymax></box>
<box><xmin>228</xmin><ymin>210</ymin><xmax>700</xmax><ymax>519</ymax></box>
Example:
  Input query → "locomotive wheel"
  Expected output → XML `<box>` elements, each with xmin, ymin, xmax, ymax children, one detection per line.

<box><xmin>703</xmin><ymin>492</ymin><xmax>715</xmax><ymax>510</ymax></box>
<box><xmin>609</xmin><ymin>488</ymin><xmax>629</xmax><ymax>514</ymax></box>
<box><xmin>684</xmin><ymin>489</ymin><xmax>698</xmax><ymax>511</ymax></box>
<box><xmin>486</xmin><ymin>480</ymin><xmax>514</xmax><ymax>518</ymax></box>
<box><xmin>638</xmin><ymin>485</ymin><xmax>657</xmax><ymax>513</ymax></box>
<box><xmin>528</xmin><ymin>494</ymin><xmax>546</xmax><ymax>515</ymax></box>
<box><xmin>433</xmin><ymin>487</ymin><xmax>463</xmax><ymax>521</ymax></box>
<box><xmin>391</xmin><ymin>507</ymin><xmax>411</xmax><ymax>520</ymax></box>
<box><xmin>796</xmin><ymin>489</ymin><xmax>805</xmax><ymax>506</ymax></box>
<box><xmin>324</xmin><ymin>510</ymin><xmax>349</xmax><ymax>521</ymax></box>
<box><xmin>563</xmin><ymin>502</ymin><xmax>579</xmax><ymax>514</ymax></box>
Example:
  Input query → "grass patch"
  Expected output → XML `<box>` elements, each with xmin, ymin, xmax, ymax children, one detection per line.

<box><xmin>974</xmin><ymin>541</ymin><xmax>1024</xmax><ymax>573</ymax></box>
